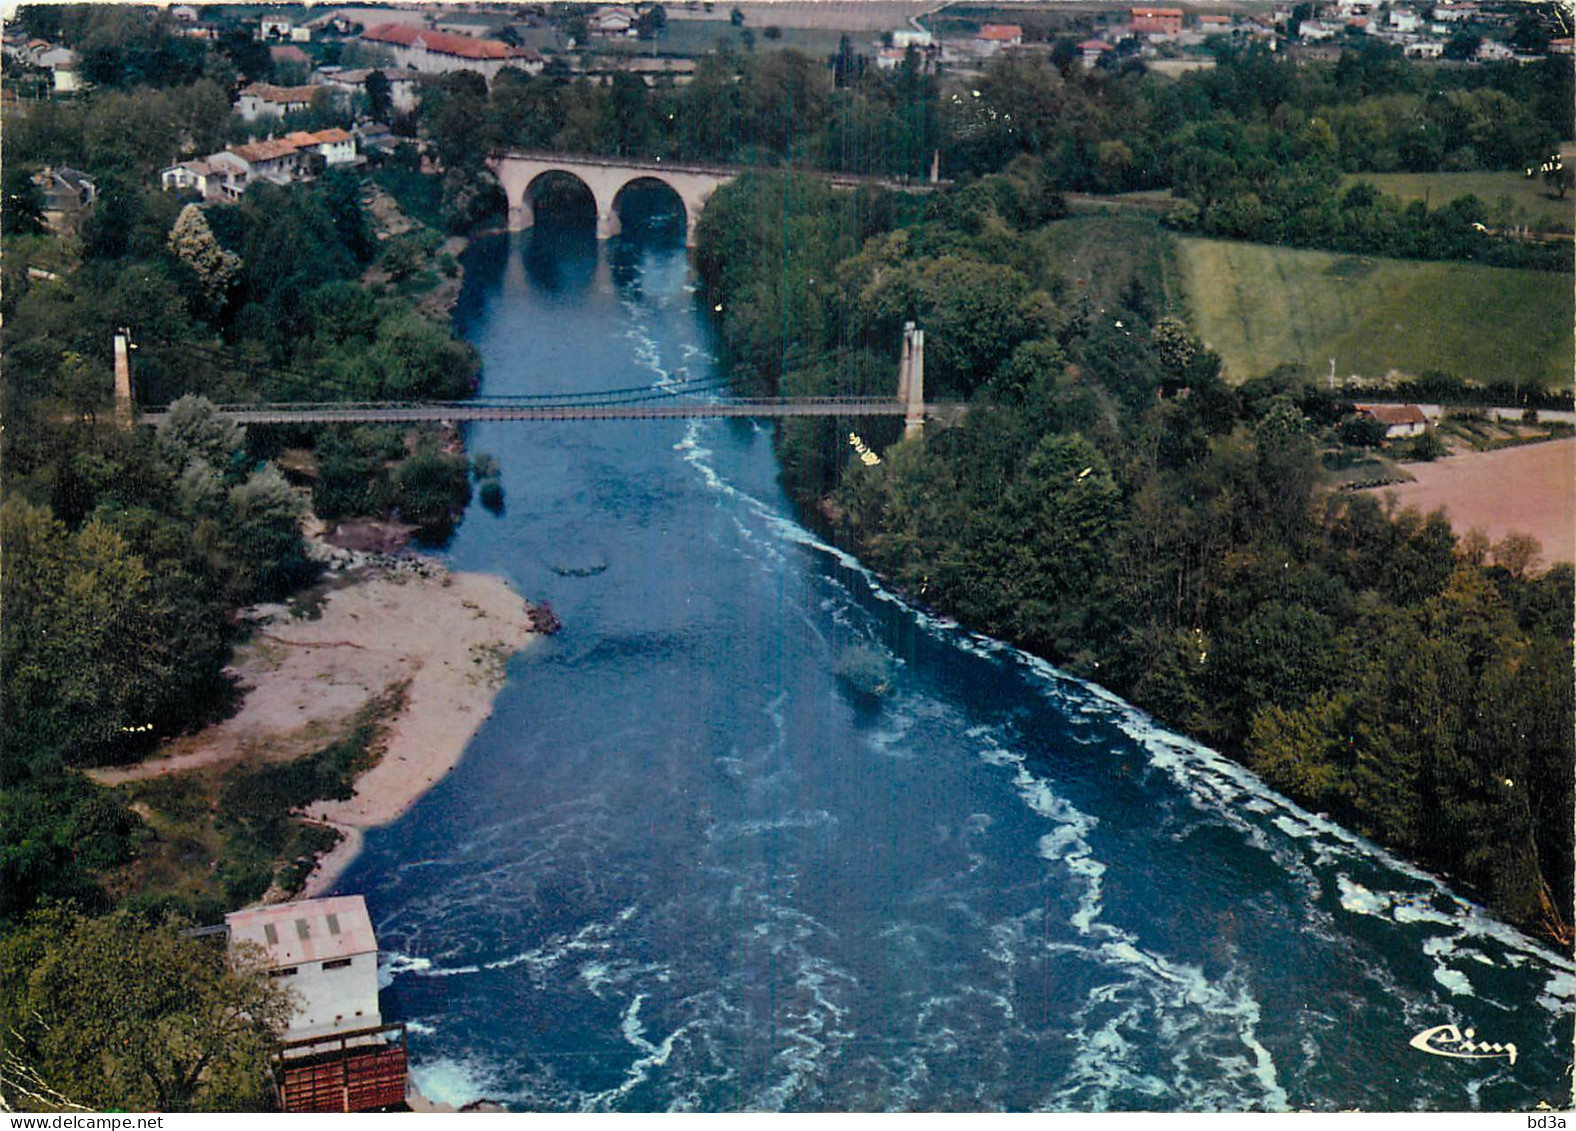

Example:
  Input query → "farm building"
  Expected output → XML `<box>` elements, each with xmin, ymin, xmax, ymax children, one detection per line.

<box><xmin>359</xmin><ymin>22</ymin><xmax>543</xmax><ymax>81</ymax></box>
<box><xmin>1130</xmin><ymin>7</ymin><xmax>1185</xmax><ymax>35</ymax></box>
<box><xmin>1354</xmin><ymin>403</ymin><xmax>1429</xmax><ymax>438</ymax></box>
<box><xmin>226</xmin><ymin>895</ymin><xmax>407</xmax><ymax>1112</ymax></box>
<box><xmin>973</xmin><ymin>24</ymin><xmax>1024</xmax><ymax>53</ymax></box>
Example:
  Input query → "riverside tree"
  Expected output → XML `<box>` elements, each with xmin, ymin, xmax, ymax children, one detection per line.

<box><xmin>0</xmin><ymin>908</ymin><xmax>291</xmax><ymax>1112</ymax></box>
<box><xmin>169</xmin><ymin>204</ymin><xmax>242</xmax><ymax>316</ymax></box>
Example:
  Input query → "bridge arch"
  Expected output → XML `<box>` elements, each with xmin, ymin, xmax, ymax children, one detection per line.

<box><xmin>520</xmin><ymin>168</ymin><xmax>599</xmax><ymax>230</ymax></box>
<box><xmin>610</xmin><ymin>176</ymin><xmax>688</xmax><ymax>241</ymax></box>
<box><xmin>489</xmin><ymin>152</ymin><xmax>734</xmax><ymax>247</ymax></box>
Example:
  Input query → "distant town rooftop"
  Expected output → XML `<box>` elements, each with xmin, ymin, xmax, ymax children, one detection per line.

<box><xmin>361</xmin><ymin>22</ymin><xmax>539</xmax><ymax>61</ymax></box>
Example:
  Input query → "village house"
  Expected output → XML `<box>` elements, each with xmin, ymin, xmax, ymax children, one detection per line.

<box><xmin>588</xmin><ymin>6</ymin><xmax>639</xmax><ymax>37</ymax></box>
<box><xmin>231</xmin><ymin>137</ymin><xmax>305</xmax><ymax>185</ymax></box>
<box><xmin>21</xmin><ymin>43</ymin><xmax>83</xmax><ymax>92</ymax></box>
<box><xmin>236</xmin><ymin>82</ymin><xmax>320</xmax><ymax>121</ymax></box>
<box><xmin>258</xmin><ymin>16</ymin><xmax>310</xmax><ymax>43</ymax></box>
<box><xmin>287</xmin><ymin>127</ymin><xmax>359</xmax><ymax>166</ymax></box>
<box><xmin>359</xmin><ymin>23</ymin><xmax>543</xmax><ymax>82</ymax></box>
<box><xmin>313</xmin><ymin>67</ymin><xmax>419</xmax><ymax>115</ymax></box>
<box><xmin>1130</xmin><ymin>7</ymin><xmax>1185</xmax><ymax>36</ymax></box>
<box><xmin>578</xmin><ymin>55</ymin><xmax>697</xmax><ymax>86</ymax></box>
<box><xmin>355</xmin><ymin>121</ymin><xmax>399</xmax><ymax>158</ymax></box>
<box><xmin>32</xmin><ymin>167</ymin><xmax>96</xmax><ymax>231</ymax></box>
<box><xmin>160</xmin><ymin>129</ymin><xmax>359</xmax><ymax>200</ymax></box>
<box><xmin>973</xmin><ymin>23</ymin><xmax>1023</xmax><ymax>53</ymax></box>
<box><xmin>227</xmin><ymin>896</ymin><xmax>407</xmax><ymax>1113</ymax></box>
<box><xmin>1079</xmin><ymin>38</ymin><xmax>1114</xmax><ymax>67</ymax></box>
<box><xmin>161</xmin><ymin>158</ymin><xmax>221</xmax><ymax>198</ymax></box>
<box><xmin>1354</xmin><ymin>404</ymin><xmax>1429</xmax><ymax>438</ymax></box>
<box><xmin>171</xmin><ymin>4</ymin><xmax>199</xmax><ymax>21</ymax></box>
<box><xmin>160</xmin><ymin>151</ymin><xmax>251</xmax><ymax>201</ymax></box>
<box><xmin>892</xmin><ymin>28</ymin><xmax>933</xmax><ymax>49</ymax></box>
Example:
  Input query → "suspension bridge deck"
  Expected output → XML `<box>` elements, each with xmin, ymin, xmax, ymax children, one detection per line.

<box><xmin>135</xmin><ymin>398</ymin><xmax>963</xmax><ymax>427</ymax></box>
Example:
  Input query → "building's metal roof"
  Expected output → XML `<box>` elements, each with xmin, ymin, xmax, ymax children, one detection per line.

<box><xmin>227</xmin><ymin>894</ymin><xmax>377</xmax><ymax>966</ymax></box>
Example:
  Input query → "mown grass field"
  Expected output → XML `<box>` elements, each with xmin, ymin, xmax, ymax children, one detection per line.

<box><xmin>1342</xmin><ymin>170</ymin><xmax>1576</xmax><ymax>231</ymax></box>
<box><xmin>1175</xmin><ymin>237</ymin><xmax>1574</xmax><ymax>387</ymax></box>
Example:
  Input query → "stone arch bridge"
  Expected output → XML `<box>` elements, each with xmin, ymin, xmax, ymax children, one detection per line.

<box><xmin>488</xmin><ymin>150</ymin><xmax>938</xmax><ymax>247</ymax></box>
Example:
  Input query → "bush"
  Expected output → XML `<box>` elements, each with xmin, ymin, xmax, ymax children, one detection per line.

<box><xmin>1406</xmin><ymin>429</ymin><xmax>1448</xmax><ymax>462</ymax></box>
<box><xmin>1338</xmin><ymin>414</ymin><xmax>1390</xmax><ymax>448</ymax></box>
<box><xmin>834</xmin><ymin>644</ymin><xmax>894</xmax><ymax>699</ymax></box>
<box><xmin>393</xmin><ymin>447</ymin><xmax>471</xmax><ymax>527</ymax></box>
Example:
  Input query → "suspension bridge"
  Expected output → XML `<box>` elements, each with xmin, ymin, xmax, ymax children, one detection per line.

<box><xmin>121</xmin><ymin>325</ymin><xmax>955</xmax><ymax>437</ymax></box>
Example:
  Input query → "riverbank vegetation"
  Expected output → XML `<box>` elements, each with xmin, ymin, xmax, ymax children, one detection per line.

<box><xmin>695</xmin><ymin>167</ymin><xmax>1574</xmax><ymax>947</ymax></box>
<box><xmin>0</xmin><ymin>9</ymin><xmax>485</xmax><ymax>1007</ymax></box>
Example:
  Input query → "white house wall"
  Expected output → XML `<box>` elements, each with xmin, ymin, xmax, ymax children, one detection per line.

<box><xmin>274</xmin><ymin>950</ymin><xmax>382</xmax><ymax>1040</ymax></box>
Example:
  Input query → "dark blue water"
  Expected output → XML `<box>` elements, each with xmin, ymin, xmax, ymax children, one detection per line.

<box><xmin>336</xmin><ymin>223</ymin><xmax>1575</xmax><ymax>1113</ymax></box>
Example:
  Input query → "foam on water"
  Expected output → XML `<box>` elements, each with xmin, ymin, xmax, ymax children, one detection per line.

<box><xmin>662</xmin><ymin>414</ymin><xmax>1575</xmax><ymax>1108</ymax></box>
<box><xmin>410</xmin><ymin>1056</ymin><xmax>496</xmax><ymax>1109</ymax></box>
<box><xmin>583</xmin><ymin>993</ymin><xmax>691</xmax><ymax>1111</ymax></box>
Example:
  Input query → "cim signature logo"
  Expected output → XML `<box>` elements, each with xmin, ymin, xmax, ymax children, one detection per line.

<box><xmin>1409</xmin><ymin>1023</ymin><xmax>1518</xmax><ymax>1066</ymax></box>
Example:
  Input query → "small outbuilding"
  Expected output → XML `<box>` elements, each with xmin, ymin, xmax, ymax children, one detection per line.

<box><xmin>227</xmin><ymin>895</ymin><xmax>407</xmax><ymax>1112</ymax></box>
<box><xmin>1354</xmin><ymin>403</ymin><xmax>1429</xmax><ymax>438</ymax></box>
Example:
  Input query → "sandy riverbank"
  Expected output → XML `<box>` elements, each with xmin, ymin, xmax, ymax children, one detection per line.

<box><xmin>90</xmin><ymin>560</ymin><xmax>538</xmax><ymax>898</ymax></box>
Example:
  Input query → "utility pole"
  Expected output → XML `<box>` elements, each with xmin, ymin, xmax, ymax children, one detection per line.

<box><xmin>114</xmin><ymin>329</ymin><xmax>135</xmax><ymax>429</ymax></box>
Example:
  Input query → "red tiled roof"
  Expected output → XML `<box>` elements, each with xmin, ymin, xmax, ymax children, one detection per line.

<box><xmin>231</xmin><ymin>138</ymin><xmax>301</xmax><ymax>164</ymax></box>
<box><xmin>977</xmin><ymin>24</ymin><xmax>1023</xmax><ymax>40</ymax></box>
<box><xmin>362</xmin><ymin>22</ymin><xmax>533</xmax><ymax>60</ymax></box>
<box><xmin>1355</xmin><ymin>404</ymin><xmax>1428</xmax><ymax>427</ymax></box>
<box><xmin>270</xmin><ymin>44</ymin><xmax>310</xmax><ymax>64</ymax></box>
<box><xmin>241</xmin><ymin>82</ymin><xmax>318</xmax><ymax>105</ymax></box>
<box><xmin>312</xmin><ymin>127</ymin><xmax>353</xmax><ymax>144</ymax></box>
<box><xmin>1080</xmin><ymin>39</ymin><xmax>1113</xmax><ymax>51</ymax></box>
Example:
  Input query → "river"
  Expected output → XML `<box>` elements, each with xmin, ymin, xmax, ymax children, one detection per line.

<box><xmin>334</xmin><ymin>213</ymin><xmax>1575</xmax><ymax>1113</ymax></box>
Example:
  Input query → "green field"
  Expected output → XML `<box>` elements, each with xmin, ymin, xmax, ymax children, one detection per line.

<box><xmin>1176</xmin><ymin>237</ymin><xmax>1573</xmax><ymax>387</ymax></box>
<box><xmin>1342</xmin><ymin>170</ymin><xmax>1576</xmax><ymax>231</ymax></box>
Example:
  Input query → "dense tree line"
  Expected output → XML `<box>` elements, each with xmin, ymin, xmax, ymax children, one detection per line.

<box><xmin>415</xmin><ymin>39</ymin><xmax>1567</xmax><ymax>268</ymax></box>
<box><xmin>2</xmin><ymin>58</ymin><xmax>479</xmax><ymax>931</ymax></box>
<box><xmin>695</xmin><ymin>170</ymin><xmax>1574</xmax><ymax>945</ymax></box>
